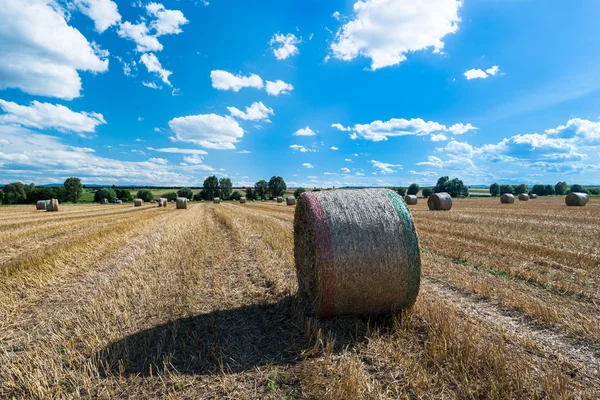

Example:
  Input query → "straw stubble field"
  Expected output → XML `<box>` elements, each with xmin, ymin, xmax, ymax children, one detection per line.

<box><xmin>0</xmin><ymin>198</ymin><xmax>598</xmax><ymax>398</ymax></box>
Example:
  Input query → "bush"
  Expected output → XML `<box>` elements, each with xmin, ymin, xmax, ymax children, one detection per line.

<box><xmin>544</xmin><ymin>185</ymin><xmax>555</xmax><ymax>195</ymax></box>
<box><xmin>499</xmin><ymin>184</ymin><xmax>514</xmax><ymax>195</ymax></box>
<box><xmin>489</xmin><ymin>183</ymin><xmax>499</xmax><ymax>196</ymax></box>
<box><xmin>192</xmin><ymin>192</ymin><xmax>203</xmax><ymax>201</ymax></box>
<box><xmin>514</xmin><ymin>184</ymin><xmax>528</xmax><ymax>195</ymax></box>
<box><xmin>589</xmin><ymin>188</ymin><xmax>600</xmax><ymax>195</ymax></box>
<box><xmin>407</xmin><ymin>183</ymin><xmax>420</xmax><ymax>195</ymax></box>
<box><xmin>230</xmin><ymin>190</ymin><xmax>242</xmax><ymax>201</ymax></box>
<box><xmin>531</xmin><ymin>184</ymin><xmax>546</xmax><ymax>196</ymax></box>
<box><xmin>177</xmin><ymin>187</ymin><xmax>193</xmax><ymax>199</ymax></box>
<box><xmin>136</xmin><ymin>189</ymin><xmax>154</xmax><ymax>202</ymax></box>
<box><xmin>569</xmin><ymin>184</ymin><xmax>587</xmax><ymax>194</ymax></box>
<box><xmin>294</xmin><ymin>187</ymin><xmax>306</xmax><ymax>198</ymax></box>
<box><xmin>422</xmin><ymin>188</ymin><xmax>433</xmax><ymax>198</ymax></box>
<box><xmin>115</xmin><ymin>188</ymin><xmax>133</xmax><ymax>201</ymax></box>
<box><xmin>396</xmin><ymin>187</ymin><xmax>406</xmax><ymax>196</ymax></box>
<box><xmin>555</xmin><ymin>181</ymin><xmax>568</xmax><ymax>195</ymax></box>
<box><xmin>164</xmin><ymin>192</ymin><xmax>178</xmax><ymax>202</ymax></box>
<box><xmin>94</xmin><ymin>188</ymin><xmax>117</xmax><ymax>203</ymax></box>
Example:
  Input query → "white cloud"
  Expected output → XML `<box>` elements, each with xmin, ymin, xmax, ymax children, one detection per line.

<box><xmin>182</xmin><ymin>154</ymin><xmax>207</xmax><ymax>165</ymax></box>
<box><xmin>431</xmin><ymin>133</ymin><xmax>448</xmax><ymax>142</ymax></box>
<box><xmin>293</xmin><ymin>126</ymin><xmax>316</xmax><ymax>136</ymax></box>
<box><xmin>210</xmin><ymin>70</ymin><xmax>264</xmax><ymax>92</ymax></box>
<box><xmin>417</xmin><ymin>155</ymin><xmax>443</xmax><ymax>168</ymax></box>
<box><xmin>449</xmin><ymin>123</ymin><xmax>478</xmax><ymax>135</ymax></box>
<box><xmin>147</xmin><ymin>147</ymin><xmax>208</xmax><ymax>155</ymax></box>
<box><xmin>371</xmin><ymin>159</ymin><xmax>402</xmax><ymax>174</ymax></box>
<box><xmin>168</xmin><ymin>114</ymin><xmax>245</xmax><ymax>149</ymax></box>
<box><xmin>236</xmin><ymin>150</ymin><xmax>251</xmax><ymax>154</ymax></box>
<box><xmin>140</xmin><ymin>53</ymin><xmax>172</xmax><ymax>85</ymax></box>
<box><xmin>302</xmin><ymin>163</ymin><xmax>314</xmax><ymax>168</ymax></box>
<box><xmin>148</xmin><ymin>157</ymin><xmax>168</xmax><ymax>164</ymax></box>
<box><xmin>117</xmin><ymin>21</ymin><xmax>162</xmax><ymax>52</ymax></box>
<box><xmin>227</xmin><ymin>102</ymin><xmax>273</xmax><ymax>122</ymax></box>
<box><xmin>74</xmin><ymin>0</ymin><xmax>121</xmax><ymax>33</ymax></box>
<box><xmin>142</xmin><ymin>81</ymin><xmax>160</xmax><ymax>89</ymax></box>
<box><xmin>0</xmin><ymin>0</ymin><xmax>109</xmax><ymax>100</ymax></box>
<box><xmin>340</xmin><ymin>167</ymin><xmax>351</xmax><ymax>173</ymax></box>
<box><xmin>330</xmin><ymin>146</ymin><xmax>338</xmax><ymax>150</ymax></box>
<box><xmin>330</xmin><ymin>0</ymin><xmax>462</xmax><ymax>70</ymax></box>
<box><xmin>0</xmin><ymin>99</ymin><xmax>106</xmax><ymax>135</ymax></box>
<box><xmin>344</xmin><ymin>158</ymin><xmax>353</xmax><ymax>162</ymax></box>
<box><xmin>270</xmin><ymin>33</ymin><xmax>301</xmax><ymax>60</ymax></box>
<box><xmin>331</xmin><ymin>123</ymin><xmax>351</xmax><ymax>131</ymax></box>
<box><xmin>332</xmin><ymin>11</ymin><xmax>341</xmax><ymax>20</ymax></box>
<box><xmin>290</xmin><ymin>144</ymin><xmax>316</xmax><ymax>153</ymax></box>
<box><xmin>409</xmin><ymin>170</ymin><xmax>438</xmax><ymax>176</ymax></box>
<box><xmin>146</xmin><ymin>2</ymin><xmax>188</xmax><ymax>36</ymax></box>
<box><xmin>464</xmin><ymin>66</ymin><xmax>500</xmax><ymax>80</ymax></box>
<box><xmin>265</xmin><ymin>80</ymin><xmax>294</xmax><ymax>96</ymax></box>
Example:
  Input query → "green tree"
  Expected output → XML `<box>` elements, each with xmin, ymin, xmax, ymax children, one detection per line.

<box><xmin>164</xmin><ymin>192</ymin><xmax>178</xmax><ymax>202</ymax></box>
<box><xmin>294</xmin><ymin>187</ymin><xmax>306</xmax><ymax>198</ymax></box>
<box><xmin>589</xmin><ymin>188</ymin><xmax>600</xmax><ymax>195</ymax></box>
<box><xmin>177</xmin><ymin>187</ymin><xmax>193</xmax><ymax>199</ymax></box>
<box><xmin>555</xmin><ymin>181</ymin><xmax>568</xmax><ymax>195</ymax></box>
<box><xmin>2</xmin><ymin>182</ymin><xmax>27</xmax><ymax>204</ymax></box>
<box><xmin>268</xmin><ymin>176</ymin><xmax>287</xmax><ymax>197</ymax></box>
<box><xmin>192</xmin><ymin>192</ymin><xmax>203</xmax><ymax>201</ymax></box>
<box><xmin>245</xmin><ymin>187</ymin><xmax>256</xmax><ymax>200</ymax></box>
<box><xmin>422</xmin><ymin>188</ymin><xmax>433</xmax><ymax>198</ymax></box>
<box><xmin>219</xmin><ymin>178</ymin><xmax>233</xmax><ymax>199</ymax></box>
<box><xmin>544</xmin><ymin>185</ymin><xmax>555</xmax><ymax>195</ymax></box>
<box><xmin>63</xmin><ymin>177</ymin><xmax>83</xmax><ymax>203</ymax></box>
<box><xmin>136</xmin><ymin>188</ymin><xmax>154</xmax><ymax>202</ymax></box>
<box><xmin>28</xmin><ymin>186</ymin><xmax>56</xmax><ymax>203</ymax></box>
<box><xmin>396</xmin><ymin>187</ymin><xmax>406</xmax><ymax>196</ymax></box>
<box><xmin>94</xmin><ymin>188</ymin><xmax>117</xmax><ymax>203</ymax></box>
<box><xmin>53</xmin><ymin>187</ymin><xmax>66</xmax><ymax>202</ymax></box>
<box><xmin>435</xmin><ymin>176</ymin><xmax>467</xmax><ymax>197</ymax></box>
<box><xmin>489</xmin><ymin>183</ymin><xmax>499</xmax><ymax>196</ymax></box>
<box><xmin>230</xmin><ymin>190</ymin><xmax>242</xmax><ymax>200</ymax></box>
<box><xmin>203</xmin><ymin>176</ymin><xmax>220</xmax><ymax>200</ymax></box>
<box><xmin>433</xmin><ymin>176</ymin><xmax>450</xmax><ymax>193</ymax></box>
<box><xmin>569</xmin><ymin>184</ymin><xmax>587</xmax><ymax>193</ymax></box>
<box><xmin>407</xmin><ymin>183</ymin><xmax>420</xmax><ymax>195</ymax></box>
<box><xmin>499</xmin><ymin>184</ymin><xmax>514</xmax><ymax>195</ymax></box>
<box><xmin>115</xmin><ymin>188</ymin><xmax>133</xmax><ymax>201</ymax></box>
<box><xmin>531</xmin><ymin>184</ymin><xmax>546</xmax><ymax>196</ymax></box>
<box><xmin>514</xmin><ymin>184</ymin><xmax>528</xmax><ymax>195</ymax></box>
<box><xmin>255</xmin><ymin>180</ymin><xmax>268</xmax><ymax>199</ymax></box>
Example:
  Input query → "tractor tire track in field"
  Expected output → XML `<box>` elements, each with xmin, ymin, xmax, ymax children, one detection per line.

<box><xmin>422</xmin><ymin>275</ymin><xmax>600</xmax><ymax>391</ymax></box>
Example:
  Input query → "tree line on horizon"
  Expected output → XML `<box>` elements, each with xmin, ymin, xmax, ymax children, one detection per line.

<box><xmin>488</xmin><ymin>182</ymin><xmax>599</xmax><ymax>196</ymax></box>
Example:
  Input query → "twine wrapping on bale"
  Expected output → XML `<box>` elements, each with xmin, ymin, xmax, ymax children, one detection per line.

<box><xmin>277</xmin><ymin>197</ymin><xmax>283</xmax><ymax>203</ymax></box>
<box><xmin>565</xmin><ymin>192</ymin><xmax>589</xmax><ymax>207</ymax></box>
<box><xmin>47</xmin><ymin>199</ymin><xmax>59</xmax><ymax>212</ymax></box>
<box><xmin>294</xmin><ymin>188</ymin><xmax>421</xmax><ymax>317</ymax></box>
<box><xmin>134</xmin><ymin>199</ymin><xmax>143</xmax><ymax>207</ymax></box>
<box><xmin>427</xmin><ymin>192</ymin><xmax>452</xmax><ymax>211</ymax></box>
<box><xmin>500</xmin><ymin>193</ymin><xmax>515</xmax><ymax>204</ymax></box>
<box><xmin>405</xmin><ymin>195</ymin><xmax>418</xmax><ymax>205</ymax></box>
<box><xmin>287</xmin><ymin>196</ymin><xmax>296</xmax><ymax>206</ymax></box>
<box><xmin>530</xmin><ymin>194</ymin><xmax>538</xmax><ymax>199</ymax></box>
<box><xmin>240</xmin><ymin>197</ymin><xmax>247</xmax><ymax>204</ymax></box>
<box><xmin>36</xmin><ymin>200</ymin><xmax>47</xmax><ymax>210</ymax></box>
<box><xmin>213</xmin><ymin>197</ymin><xmax>221</xmax><ymax>204</ymax></box>
<box><xmin>518</xmin><ymin>193</ymin><xmax>529</xmax><ymax>201</ymax></box>
<box><xmin>176</xmin><ymin>197</ymin><xmax>188</xmax><ymax>209</ymax></box>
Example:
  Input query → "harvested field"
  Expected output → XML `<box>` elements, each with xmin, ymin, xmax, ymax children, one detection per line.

<box><xmin>0</xmin><ymin>197</ymin><xmax>598</xmax><ymax>399</ymax></box>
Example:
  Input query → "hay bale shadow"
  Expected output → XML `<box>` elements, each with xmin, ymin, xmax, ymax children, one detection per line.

<box><xmin>93</xmin><ymin>296</ymin><xmax>387</xmax><ymax>377</ymax></box>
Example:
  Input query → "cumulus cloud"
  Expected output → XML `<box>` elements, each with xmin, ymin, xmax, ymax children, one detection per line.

<box><xmin>431</xmin><ymin>133</ymin><xmax>448</xmax><ymax>142</ymax></box>
<box><xmin>409</xmin><ymin>170</ymin><xmax>438</xmax><ymax>176</ymax></box>
<box><xmin>265</xmin><ymin>80</ymin><xmax>294</xmax><ymax>96</ymax></box>
<box><xmin>293</xmin><ymin>126</ymin><xmax>316</xmax><ymax>136</ymax></box>
<box><xmin>371</xmin><ymin>160</ymin><xmax>402</xmax><ymax>174</ymax></box>
<box><xmin>168</xmin><ymin>114</ymin><xmax>245</xmax><ymax>149</ymax></box>
<box><xmin>0</xmin><ymin>99</ymin><xmax>106</xmax><ymax>135</ymax></box>
<box><xmin>0</xmin><ymin>0</ymin><xmax>109</xmax><ymax>100</ymax></box>
<box><xmin>449</xmin><ymin>123</ymin><xmax>478</xmax><ymax>135</ymax></box>
<box><xmin>330</xmin><ymin>0</ymin><xmax>462</xmax><ymax>70</ymax></box>
<box><xmin>210</xmin><ymin>70</ymin><xmax>264</xmax><ymax>92</ymax></box>
<box><xmin>147</xmin><ymin>147</ymin><xmax>208</xmax><ymax>155</ymax></box>
<box><xmin>290</xmin><ymin>144</ymin><xmax>316</xmax><ymax>153</ymax></box>
<box><xmin>142</xmin><ymin>81</ymin><xmax>160</xmax><ymax>89</ymax></box>
<box><xmin>146</xmin><ymin>2</ymin><xmax>188</xmax><ymax>36</ymax></box>
<box><xmin>140</xmin><ymin>53</ymin><xmax>172</xmax><ymax>85</ymax></box>
<box><xmin>330</xmin><ymin>146</ymin><xmax>338</xmax><ymax>150</ymax></box>
<box><xmin>464</xmin><ymin>66</ymin><xmax>500</xmax><ymax>80</ymax></box>
<box><xmin>148</xmin><ymin>157</ymin><xmax>168</xmax><ymax>164</ymax></box>
<box><xmin>340</xmin><ymin>167</ymin><xmax>351</xmax><ymax>173</ymax></box>
<box><xmin>118</xmin><ymin>21</ymin><xmax>162</xmax><ymax>52</ymax></box>
<box><xmin>302</xmin><ymin>163</ymin><xmax>314</xmax><ymax>168</ymax></box>
<box><xmin>331</xmin><ymin>123</ymin><xmax>351</xmax><ymax>131</ymax></box>
<box><xmin>227</xmin><ymin>102</ymin><xmax>273</xmax><ymax>122</ymax></box>
<box><xmin>74</xmin><ymin>0</ymin><xmax>121</xmax><ymax>32</ymax></box>
<box><xmin>270</xmin><ymin>33</ymin><xmax>301</xmax><ymax>60</ymax></box>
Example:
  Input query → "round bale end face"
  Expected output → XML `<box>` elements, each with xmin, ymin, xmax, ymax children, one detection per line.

<box><xmin>240</xmin><ymin>197</ymin><xmax>247</xmax><ymax>204</ymax></box>
<box><xmin>47</xmin><ymin>199</ymin><xmax>59</xmax><ymax>212</ymax></box>
<box><xmin>286</xmin><ymin>196</ymin><xmax>296</xmax><ymax>206</ymax></box>
<box><xmin>405</xmin><ymin>195</ymin><xmax>418</xmax><ymax>205</ymax></box>
<box><xmin>518</xmin><ymin>193</ymin><xmax>529</xmax><ymax>201</ymax></box>
<box><xmin>500</xmin><ymin>193</ymin><xmax>515</xmax><ymax>204</ymax></box>
<box><xmin>213</xmin><ymin>197</ymin><xmax>221</xmax><ymax>204</ymax></box>
<box><xmin>294</xmin><ymin>188</ymin><xmax>421</xmax><ymax>318</ymax></box>
<box><xmin>565</xmin><ymin>192</ymin><xmax>589</xmax><ymax>207</ymax></box>
<box><xmin>134</xmin><ymin>199</ymin><xmax>143</xmax><ymax>207</ymax></box>
<box><xmin>530</xmin><ymin>194</ymin><xmax>538</xmax><ymax>199</ymax></box>
<box><xmin>277</xmin><ymin>197</ymin><xmax>283</xmax><ymax>203</ymax></box>
<box><xmin>36</xmin><ymin>200</ymin><xmax>47</xmax><ymax>210</ymax></box>
<box><xmin>427</xmin><ymin>192</ymin><xmax>452</xmax><ymax>211</ymax></box>
<box><xmin>176</xmin><ymin>197</ymin><xmax>188</xmax><ymax>209</ymax></box>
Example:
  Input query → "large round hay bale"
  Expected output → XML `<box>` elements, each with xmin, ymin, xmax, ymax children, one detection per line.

<box><xmin>36</xmin><ymin>200</ymin><xmax>47</xmax><ymax>210</ymax></box>
<box><xmin>213</xmin><ymin>197</ymin><xmax>221</xmax><ymax>204</ymax></box>
<box><xmin>518</xmin><ymin>193</ymin><xmax>529</xmax><ymax>201</ymax></box>
<box><xmin>405</xmin><ymin>195</ymin><xmax>418</xmax><ymax>205</ymax></box>
<box><xmin>427</xmin><ymin>192</ymin><xmax>452</xmax><ymax>211</ymax></box>
<box><xmin>47</xmin><ymin>199</ymin><xmax>59</xmax><ymax>212</ymax></box>
<box><xmin>134</xmin><ymin>199</ymin><xmax>143</xmax><ymax>207</ymax></box>
<box><xmin>530</xmin><ymin>194</ymin><xmax>538</xmax><ymax>199</ymax></box>
<box><xmin>176</xmin><ymin>197</ymin><xmax>188</xmax><ymax>209</ymax></box>
<box><xmin>240</xmin><ymin>197</ymin><xmax>247</xmax><ymax>204</ymax></box>
<box><xmin>500</xmin><ymin>193</ymin><xmax>515</xmax><ymax>204</ymax></box>
<box><xmin>277</xmin><ymin>197</ymin><xmax>283</xmax><ymax>203</ymax></box>
<box><xmin>287</xmin><ymin>196</ymin><xmax>296</xmax><ymax>206</ymax></box>
<box><xmin>565</xmin><ymin>192</ymin><xmax>588</xmax><ymax>207</ymax></box>
<box><xmin>294</xmin><ymin>188</ymin><xmax>421</xmax><ymax>317</ymax></box>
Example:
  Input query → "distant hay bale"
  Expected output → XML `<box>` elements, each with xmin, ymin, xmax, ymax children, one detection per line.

<box><xmin>518</xmin><ymin>193</ymin><xmax>529</xmax><ymax>201</ymax></box>
<box><xmin>116</xmin><ymin>199</ymin><xmax>122</xmax><ymax>204</ymax></box>
<box><xmin>294</xmin><ymin>188</ymin><xmax>421</xmax><ymax>317</ymax></box>
<box><xmin>36</xmin><ymin>200</ymin><xmax>47</xmax><ymax>210</ymax></box>
<box><xmin>287</xmin><ymin>196</ymin><xmax>296</xmax><ymax>206</ymax></box>
<box><xmin>530</xmin><ymin>194</ymin><xmax>538</xmax><ymax>199</ymax></box>
<box><xmin>427</xmin><ymin>192</ymin><xmax>452</xmax><ymax>211</ymax></box>
<box><xmin>176</xmin><ymin>197</ymin><xmax>188</xmax><ymax>209</ymax></box>
<box><xmin>158</xmin><ymin>198</ymin><xmax>167</xmax><ymax>207</ymax></box>
<box><xmin>277</xmin><ymin>197</ymin><xmax>283</xmax><ymax>203</ymax></box>
<box><xmin>100</xmin><ymin>198</ymin><xmax>108</xmax><ymax>204</ymax></box>
<box><xmin>240</xmin><ymin>197</ymin><xmax>247</xmax><ymax>204</ymax></box>
<box><xmin>213</xmin><ymin>197</ymin><xmax>221</xmax><ymax>204</ymax></box>
<box><xmin>500</xmin><ymin>193</ymin><xmax>515</xmax><ymax>204</ymax></box>
<box><xmin>405</xmin><ymin>195</ymin><xmax>418</xmax><ymax>205</ymax></box>
<box><xmin>134</xmin><ymin>199</ymin><xmax>143</xmax><ymax>207</ymax></box>
<box><xmin>47</xmin><ymin>199</ymin><xmax>59</xmax><ymax>212</ymax></box>
<box><xmin>565</xmin><ymin>192</ymin><xmax>588</xmax><ymax>207</ymax></box>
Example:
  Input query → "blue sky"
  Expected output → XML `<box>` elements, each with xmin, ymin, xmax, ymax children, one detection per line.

<box><xmin>1</xmin><ymin>0</ymin><xmax>600</xmax><ymax>187</ymax></box>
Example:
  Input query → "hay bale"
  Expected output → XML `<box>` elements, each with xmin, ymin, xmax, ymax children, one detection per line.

<box><xmin>405</xmin><ymin>195</ymin><xmax>418</xmax><ymax>205</ymax></box>
<box><xmin>176</xmin><ymin>197</ymin><xmax>188</xmax><ymax>209</ymax></box>
<box><xmin>530</xmin><ymin>194</ymin><xmax>538</xmax><ymax>199</ymax></box>
<box><xmin>287</xmin><ymin>196</ymin><xmax>296</xmax><ymax>206</ymax></box>
<box><xmin>277</xmin><ymin>197</ymin><xmax>283</xmax><ymax>203</ymax></box>
<box><xmin>36</xmin><ymin>200</ymin><xmax>47</xmax><ymax>210</ymax></box>
<box><xmin>213</xmin><ymin>197</ymin><xmax>221</xmax><ymax>204</ymax></box>
<box><xmin>565</xmin><ymin>192</ymin><xmax>588</xmax><ymax>207</ymax></box>
<box><xmin>100</xmin><ymin>198</ymin><xmax>108</xmax><ymax>204</ymax></box>
<box><xmin>500</xmin><ymin>193</ymin><xmax>515</xmax><ymax>204</ymax></box>
<box><xmin>158</xmin><ymin>197</ymin><xmax>168</xmax><ymax>207</ymax></box>
<box><xmin>240</xmin><ymin>197</ymin><xmax>247</xmax><ymax>204</ymax></box>
<box><xmin>134</xmin><ymin>199</ymin><xmax>143</xmax><ymax>207</ymax></box>
<box><xmin>116</xmin><ymin>199</ymin><xmax>123</xmax><ymax>204</ymax></box>
<box><xmin>47</xmin><ymin>199</ymin><xmax>59</xmax><ymax>212</ymax></box>
<box><xmin>294</xmin><ymin>188</ymin><xmax>421</xmax><ymax>317</ymax></box>
<box><xmin>427</xmin><ymin>192</ymin><xmax>452</xmax><ymax>211</ymax></box>
<box><xmin>518</xmin><ymin>193</ymin><xmax>529</xmax><ymax>201</ymax></box>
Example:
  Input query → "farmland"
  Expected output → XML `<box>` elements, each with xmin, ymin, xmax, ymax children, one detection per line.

<box><xmin>0</xmin><ymin>198</ymin><xmax>598</xmax><ymax>399</ymax></box>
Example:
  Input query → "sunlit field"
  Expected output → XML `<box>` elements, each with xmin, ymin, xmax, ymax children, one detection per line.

<box><xmin>0</xmin><ymin>198</ymin><xmax>598</xmax><ymax>398</ymax></box>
